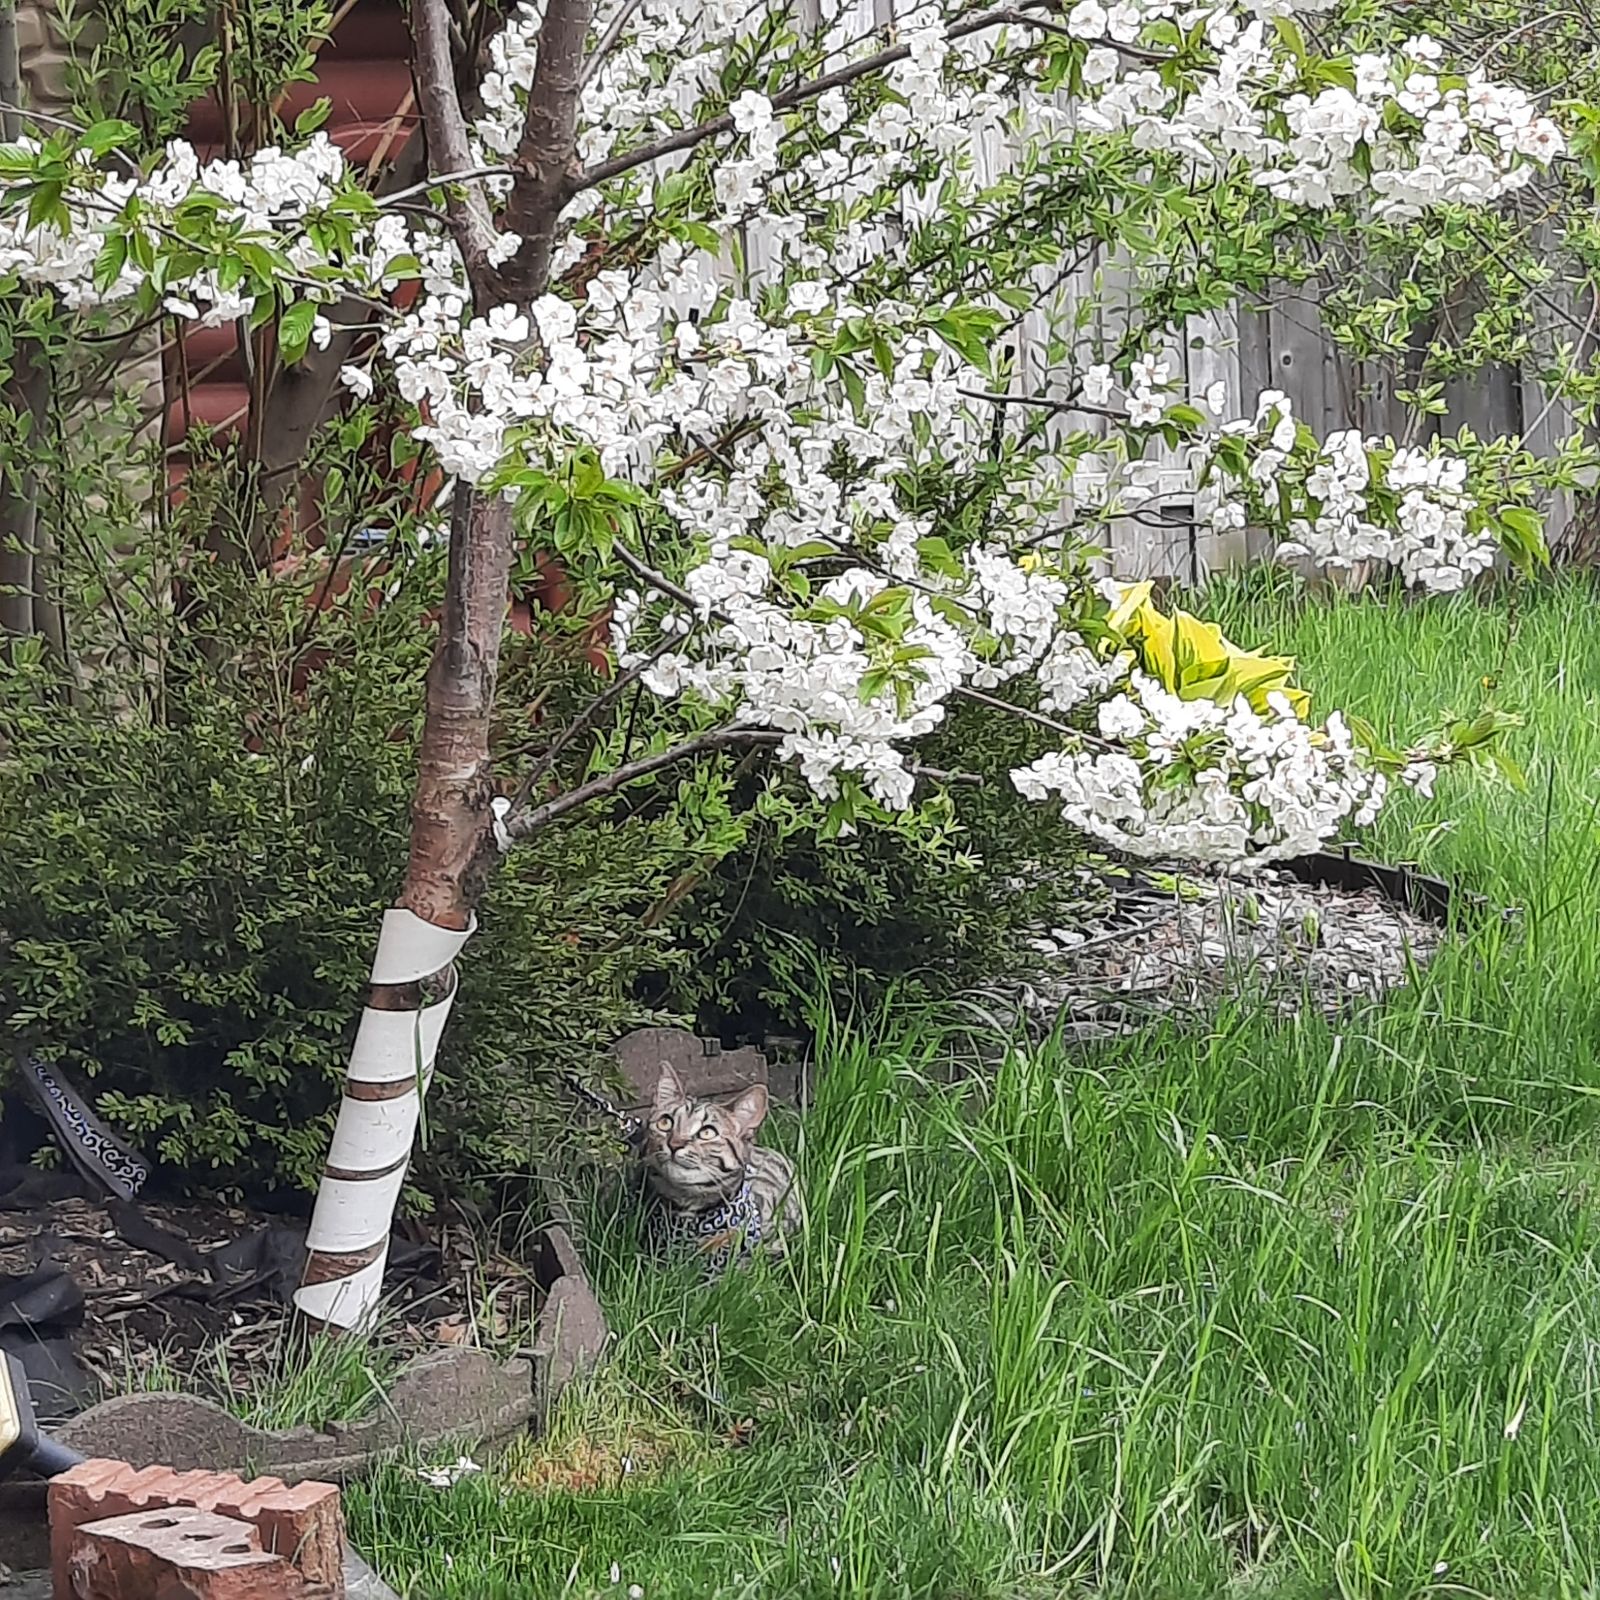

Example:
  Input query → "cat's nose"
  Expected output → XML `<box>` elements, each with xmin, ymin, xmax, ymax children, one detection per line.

<box><xmin>668</xmin><ymin>1134</ymin><xmax>692</xmax><ymax>1152</ymax></box>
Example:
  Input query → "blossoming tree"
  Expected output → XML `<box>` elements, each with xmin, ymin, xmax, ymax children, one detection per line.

<box><xmin>0</xmin><ymin>0</ymin><xmax>1567</xmax><ymax>1327</ymax></box>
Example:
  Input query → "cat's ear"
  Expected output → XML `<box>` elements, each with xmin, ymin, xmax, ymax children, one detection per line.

<box><xmin>728</xmin><ymin>1083</ymin><xmax>770</xmax><ymax>1137</ymax></box>
<box><xmin>652</xmin><ymin>1062</ymin><xmax>687</xmax><ymax>1115</ymax></box>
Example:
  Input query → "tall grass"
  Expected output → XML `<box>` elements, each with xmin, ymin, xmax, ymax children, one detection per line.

<box><xmin>351</xmin><ymin>575</ymin><xmax>1600</xmax><ymax>1600</ymax></box>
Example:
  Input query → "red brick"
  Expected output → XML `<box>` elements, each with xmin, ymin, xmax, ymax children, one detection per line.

<box><xmin>50</xmin><ymin>1460</ymin><xmax>344</xmax><ymax>1599</ymax></box>
<box><xmin>214</xmin><ymin>1479</ymin><xmax>344</xmax><ymax>1593</ymax></box>
<box><xmin>66</xmin><ymin>1506</ymin><xmax>302</xmax><ymax>1600</ymax></box>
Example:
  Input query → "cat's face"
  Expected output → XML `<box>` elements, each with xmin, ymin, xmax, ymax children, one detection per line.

<box><xmin>641</xmin><ymin>1064</ymin><xmax>769</xmax><ymax>1205</ymax></box>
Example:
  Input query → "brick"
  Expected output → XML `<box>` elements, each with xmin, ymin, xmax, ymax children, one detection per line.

<box><xmin>13</xmin><ymin>2</ymin><xmax>50</xmax><ymax>55</ymax></box>
<box><xmin>67</xmin><ymin>1506</ymin><xmax>302</xmax><ymax>1600</ymax></box>
<box><xmin>50</xmin><ymin>1460</ymin><xmax>345</xmax><ymax>1600</ymax></box>
<box><xmin>214</xmin><ymin>1479</ymin><xmax>344</xmax><ymax>1593</ymax></box>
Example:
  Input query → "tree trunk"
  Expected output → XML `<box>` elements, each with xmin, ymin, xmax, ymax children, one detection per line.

<box><xmin>0</xmin><ymin>1</ymin><xmax>36</xmax><ymax>645</ymax></box>
<box><xmin>295</xmin><ymin>0</ymin><xmax>592</xmax><ymax>1333</ymax></box>
<box><xmin>0</xmin><ymin>336</ymin><xmax>58</xmax><ymax>657</ymax></box>
<box><xmin>293</xmin><ymin>487</ymin><xmax>515</xmax><ymax>1331</ymax></box>
<box><xmin>240</xmin><ymin>127</ymin><xmax>428</xmax><ymax>567</ymax></box>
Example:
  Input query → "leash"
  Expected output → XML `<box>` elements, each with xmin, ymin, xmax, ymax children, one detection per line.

<box><xmin>559</xmin><ymin>1071</ymin><xmax>642</xmax><ymax>1142</ymax></box>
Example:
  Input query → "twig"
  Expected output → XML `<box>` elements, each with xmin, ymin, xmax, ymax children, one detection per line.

<box><xmin>954</xmin><ymin>683</ymin><xmax>1074</xmax><ymax>737</ymax></box>
<box><xmin>506</xmin><ymin>723</ymin><xmax>981</xmax><ymax>838</ymax></box>
<box><xmin>954</xmin><ymin>683</ymin><xmax>1116</xmax><ymax>751</ymax></box>
<box><xmin>378</xmin><ymin>165</ymin><xmax>516</xmax><ymax>208</ymax></box>
<box><xmin>511</xmin><ymin>625</ymin><xmax>693</xmax><ymax>806</ymax></box>
<box><xmin>576</xmin><ymin>5</ymin><xmax>1117</xmax><ymax>195</ymax></box>
<box><xmin>612</xmin><ymin>539</ymin><xmax>714</xmax><ymax>617</ymax></box>
<box><xmin>580</xmin><ymin>0</ymin><xmax>647</xmax><ymax>91</ymax></box>
<box><xmin>507</xmin><ymin>726</ymin><xmax>782</xmax><ymax>835</ymax></box>
<box><xmin>0</xmin><ymin>99</ymin><xmax>141</xmax><ymax>175</ymax></box>
<box><xmin>910</xmin><ymin>764</ymin><xmax>983</xmax><ymax>786</ymax></box>
<box><xmin>960</xmin><ymin>386</ymin><xmax>1122</xmax><ymax>423</ymax></box>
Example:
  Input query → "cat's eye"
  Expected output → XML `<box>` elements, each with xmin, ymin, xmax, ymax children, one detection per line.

<box><xmin>697</xmin><ymin>1125</ymin><xmax>718</xmax><ymax>1140</ymax></box>
<box><xmin>655</xmin><ymin>1115</ymin><xmax>672</xmax><ymax>1132</ymax></box>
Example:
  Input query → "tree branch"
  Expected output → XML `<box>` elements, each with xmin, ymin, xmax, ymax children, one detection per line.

<box><xmin>0</xmin><ymin>5</ymin><xmax>23</xmax><ymax>144</ymax></box>
<box><xmin>506</xmin><ymin>723</ymin><xmax>981</xmax><ymax>838</ymax></box>
<box><xmin>502</xmin><ymin>0</ymin><xmax>594</xmax><ymax>298</ymax></box>
<box><xmin>580</xmin><ymin>0</ymin><xmax>646</xmax><ymax>92</ymax></box>
<box><xmin>509</xmin><ymin>624</ymin><xmax>693</xmax><ymax>808</ymax></box>
<box><xmin>612</xmin><ymin>538</ymin><xmax>717</xmax><ymax>618</ymax></box>
<box><xmin>379</xmin><ymin>164</ymin><xmax>516</xmax><ymax>208</ymax></box>
<box><xmin>573</xmin><ymin>5</ymin><xmax>1139</xmax><ymax>195</ymax></box>
<box><xmin>953</xmin><ymin>683</ymin><xmax>1114</xmax><ymax>751</ymax></box>
<box><xmin>507</xmin><ymin>726</ymin><xmax>781</xmax><ymax>836</ymax></box>
<box><xmin>411</xmin><ymin>0</ymin><xmax>500</xmax><ymax>300</ymax></box>
<box><xmin>960</xmin><ymin>386</ymin><xmax>1127</xmax><ymax>424</ymax></box>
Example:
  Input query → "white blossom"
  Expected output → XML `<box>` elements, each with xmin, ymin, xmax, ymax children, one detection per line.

<box><xmin>0</xmin><ymin>0</ymin><xmax>1558</xmax><ymax>866</ymax></box>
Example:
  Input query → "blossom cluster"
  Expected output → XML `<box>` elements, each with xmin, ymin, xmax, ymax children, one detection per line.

<box><xmin>1199</xmin><ymin>392</ymin><xmax>1500</xmax><ymax>591</ymax></box>
<box><xmin>1013</xmin><ymin>673</ymin><xmax>1387</xmax><ymax>863</ymax></box>
<box><xmin>1082</xmin><ymin>353</ymin><xmax>1203</xmax><ymax>430</ymax></box>
<box><xmin>618</xmin><ymin>562</ymin><xmax>974</xmax><ymax>813</ymax></box>
<box><xmin>0</xmin><ymin>132</ymin><xmax>416</xmax><ymax>330</ymax></box>
<box><xmin>1066</xmin><ymin>5</ymin><xmax>1563</xmax><ymax>219</ymax></box>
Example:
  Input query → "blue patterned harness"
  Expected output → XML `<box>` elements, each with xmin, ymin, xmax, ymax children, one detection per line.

<box><xmin>650</xmin><ymin>1179</ymin><xmax>762</xmax><ymax>1265</ymax></box>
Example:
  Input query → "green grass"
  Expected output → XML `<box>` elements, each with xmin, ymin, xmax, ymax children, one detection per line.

<box><xmin>349</xmin><ymin>574</ymin><xmax>1600</xmax><ymax>1600</ymax></box>
<box><xmin>123</xmin><ymin>1320</ymin><xmax>405</xmax><ymax>1431</ymax></box>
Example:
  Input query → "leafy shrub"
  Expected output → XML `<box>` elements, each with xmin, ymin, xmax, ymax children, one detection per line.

<box><xmin>665</xmin><ymin>696</ymin><xmax>1092</xmax><ymax>1038</ymax></box>
<box><xmin>0</xmin><ymin>559</ymin><xmax>729</xmax><ymax>1204</ymax></box>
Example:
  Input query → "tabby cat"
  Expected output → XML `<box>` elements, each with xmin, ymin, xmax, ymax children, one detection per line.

<box><xmin>636</xmin><ymin>1063</ymin><xmax>801</xmax><ymax>1263</ymax></box>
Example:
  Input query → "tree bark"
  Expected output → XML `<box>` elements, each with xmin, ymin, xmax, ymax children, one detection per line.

<box><xmin>240</xmin><ymin>127</ymin><xmax>430</xmax><ymax>566</ymax></box>
<box><xmin>0</xmin><ymin>0</ymin><xmax>21</xmax><ymax>139</ymax></box>
<box><xmin>499</xmin><ymin>0</ymin><xmax>592</xmax><ymax>299</ymax></box>
<box><xmin>295</xmin><ymin>483</ymin><xmax>516</xmax><ymax>1330</ymax></box>
<box><xmin>401</xmin><ymin>490</ymin><xmax>517</xmax><ymax>926</ymax></box>
<box><xmin>0</xmin><ymin>1</ymin><xmax>42</xmax><ymax>652</ymax></box>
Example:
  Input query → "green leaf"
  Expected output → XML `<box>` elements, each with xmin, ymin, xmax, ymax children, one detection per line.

<box><xmin>929</xmin><ymin>306</ymin><xmax>1004</xmax><ymax>374</ymax></box>
<box><xmin>92</xmin><ymin>235</ymin><xmax>129</xmax><ymax>294</ymax></box>
<box><xmin>858</xmin><ymin>667</ymin><xmax>892</xmax><ymax>703</ymax></box>
<box><xmin>838</xmin><ymin>361</ymin><xmax>865</xmax><ymax>414</ymax></box>
<box><xmin>294</xmin><ymin>98</ymin><xmax>333</xmax><ymax>136</ymax></box>
<box><xmin>1495</xmin><ymin>504</ymin><xmax>1549</xmax><ymax>571</ymax></box>
<box><xmin>915</xmin><ymin>535</ymin><xmax>964</xmax><ymax>580</ymax></box>
<box><xmin>80</xmin><ymin>119</ymin><xmax>139</xmax><ymax>158</ymax></box>
<box><xmin>655</xmin><ymin>170</ymin><xmax>691</xmax><ymax>210</ymax></box>
<box><xmin>1272</xmin><ymin>15</ymin><xmax>1309</xmax><ymax>63</ymax></box>
<box><xmin>278</xmin><ymin>299</ymin><xmax>318</xmax><ymax>364</ymax></box>
<box><xmin>782</xmin><ymin>540</ymin><xmax>840</xmax><ymax>564</ymax></box>
<box><xmin>1487</xmin><ymin>749</ymin><xmax>1528</xmax><ymax>791</ymax></box>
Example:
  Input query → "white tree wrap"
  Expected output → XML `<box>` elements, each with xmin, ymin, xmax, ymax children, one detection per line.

<box><xmin>291</xmin><ymin>909</ymin><xmax>474</xmax><ymax>1331</ymax></box>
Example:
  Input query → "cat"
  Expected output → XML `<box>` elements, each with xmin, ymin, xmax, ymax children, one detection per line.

<box><xmin>635</xmin><ymin>1062</ymin><xmax>801</xmax><ymax>1264</ymax></box>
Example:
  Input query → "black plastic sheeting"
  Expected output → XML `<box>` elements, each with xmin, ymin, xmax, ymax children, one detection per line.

<box><xmin>0</xmin><ymin>1264</ymin><xmax>89</xmax><ymax>1425</ymax></box>
<box><xmin>0</xmin><ymin>1189</ymin><xmax>439</xmax><ymax>1424</ymax></box>
<box><xmin>0</xmin><ymin>1058</ymin><xmax>440</xmax><ymax>1423</ymax></box>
